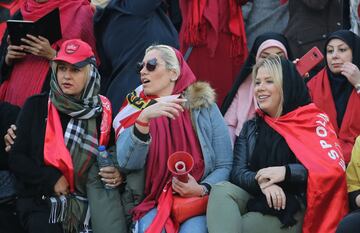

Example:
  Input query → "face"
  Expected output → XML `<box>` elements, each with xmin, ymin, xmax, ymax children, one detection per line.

<box><xmin>257</xmin><ymin>46</ymin><xmax>285</xmax><ymax>62</ymax></box>
<box><xmin>56</xmin><ymin>62</ymin><xmax>88</xmax><ymax>99</ymax></box>
<box><xmin>326</xmin><ymin>38</ymin><xmax>353</xmax><ymax>74</ymax></box>
<box><xmin>254</xmin><ymin>66</ymin><xmax>282</xmax><ymax>117</ymax></box>
<box><xmin>139</xmin><ymin>50</ymin><xmax>176</xmax><ymax>96</ymax></box>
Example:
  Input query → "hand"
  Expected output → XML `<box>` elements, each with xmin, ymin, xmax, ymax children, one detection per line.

<box><xmin>172</xmin><ymin>174</ymin><xmax>203</xmax><ymax>197</ymax></box>
<box><xmin>341</xmin><ymin>62</ymin><xmax>360</xmax><ymax>87</ymax></box>
<box><xmin>261</xmin><ymin>184</ymin><xmax>286</xmax><ymax>210</ymax></box>
<box><xmin>54</xmin><ymin>175</ymin><xmax>70</xmax><ymax>196</ymax></box>
<box><xmin>4</xmin><ymin>124</ymin><xmax>17</xmax><ymax>152</ymax></box>
<box><xmin>138</xmin><ymin>98</ymin><xmax>186</xmax><ymax>122</ymax></box>
<box><xmin>5</xmin><ymin>36</ymin><xmax>26</xmax><ymax>65</ymax></box>
<box><xmin>255</xmin><ymin>166</ymin><xmax>286</xmax><ymax>189</ymax></box>
<box><xmin>20</xmin><ymin>34</ymin><xmax>56</xmax><ymax>60</ymax></box>
<box><xmin>99</xmin><ymin>166</ymin><xmax>124</xmax><ymax>188</ymax></box>
<box><xmin>356</xmin><ymin>194</ymin><xmax>360</xmax><ymax>208</ymax></box>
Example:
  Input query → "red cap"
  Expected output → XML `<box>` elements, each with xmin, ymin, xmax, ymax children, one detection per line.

<box><xmin>53</xmin><ymin>39</ymin><xmax>95</xmax><ymax>68</ymax></box>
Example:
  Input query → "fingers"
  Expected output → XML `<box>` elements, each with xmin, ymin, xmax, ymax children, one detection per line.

<box><xmin>99</xmin><ymin>167</ymin><xmax>124</xmax><ymax>187</ymax></box>
<box><xmin>265</xmin><ymin>190</ymin><xmax>272</xmax><ymax>208</ymax></box>
<box><xmin>4</xmin><ymin>125</ymin><xmax>17</xmax><ymax>152</ymax></box>
<box><xmin>259</xmin><ymin>178</ymin><xmax>274</xmax><ymax>189</ymax></box>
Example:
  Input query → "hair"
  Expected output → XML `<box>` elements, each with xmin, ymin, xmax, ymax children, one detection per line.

<box><xmin>145</xmin><ymin>44</ymin><xmax>180</xmax><ymax>77</ymax></box>
<box><xmin>252</xmin><ymin>54</ymin><xmax>284</xmax><ymax>118</ymax></box>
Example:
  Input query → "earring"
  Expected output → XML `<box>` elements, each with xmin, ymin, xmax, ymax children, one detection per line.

<box><xmin>170</xmin><ymin>77</ymin><xmax>177</xmax><ymax>82</ymax></box>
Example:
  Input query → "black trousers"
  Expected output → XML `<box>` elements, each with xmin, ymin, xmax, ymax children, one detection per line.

<box><xmin>16</xmin><ymin>197</ymin><xmax>62</xmax><ymax>233</ymax></box>
<box><xmin>336</xmin><ymin>209</ymin><xmax>360</xmax><ymax>233</ymax></box>
<box><xmin>0</xmin><ymin>198</ymin><xmax>25</xmax><ymax>233</ymax></box>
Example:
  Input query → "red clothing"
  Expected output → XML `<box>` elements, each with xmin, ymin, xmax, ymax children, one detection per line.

<box><xmin>179</xmin><ymin>0</ymin><xmax>247</xmax><ymax>106</ymax></box>
<box><xmin>0</xmin><ymin>0</ymin><xmax>20</xmax><ymax>44</ymax></box>
<box><xmin>0</xmin><ymin>0</ymin><xmax>96</xmax><ymax>107</ymax></box>
<box><xmin>262</xmin><ymin>103</ymin><xmax>348</xmax><ymax>233</ymax></box>
<box><xmin>307</xmin><ymin>69</ymin><xmax>360</xmax><ymax>163</ymax></box>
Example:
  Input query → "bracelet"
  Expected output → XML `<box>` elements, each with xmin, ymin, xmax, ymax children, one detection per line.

<box><xmin>135</xmin><ymin>119</ymin><xmax>150</xmax><ymax>127</ymax></box>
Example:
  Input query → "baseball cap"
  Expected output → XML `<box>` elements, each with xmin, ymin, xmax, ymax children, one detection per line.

<box><xmin>53</xmin><ymin>39</ymin><xmax>95</xmax><ymax>68</ymax></box>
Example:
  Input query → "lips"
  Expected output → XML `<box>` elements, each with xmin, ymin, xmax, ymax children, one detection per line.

<box><xmin>141</xmin><ymin>78</ymin><xmax>150</xmax><ymax>84</ymax></box>
<box><xmin>61</xmin><ymin>83</ymin><xmax>73</xmax><ymax>89</ymax></box>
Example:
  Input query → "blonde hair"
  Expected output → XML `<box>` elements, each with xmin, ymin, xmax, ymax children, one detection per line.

<box><xmin>252</xmin><ymin>54</ymin><xmax>284</xmax><ymax>118</ymax></box>
<box><xmin>145</xmin><ymin>44</ymin><xmax>180</xmax><ymax>77</ymax></box>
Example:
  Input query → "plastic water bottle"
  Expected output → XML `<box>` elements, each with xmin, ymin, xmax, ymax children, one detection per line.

<box><xmin>97</xmin><ymin>145</ymin><xmax>115</xmax><ymax>189</ymax></box>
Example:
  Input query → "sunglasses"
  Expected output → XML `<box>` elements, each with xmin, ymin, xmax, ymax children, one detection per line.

<box><xmin>137</xmin><ymin>58</ymin><xmax>158</xmax><ymax>74</ymax></box>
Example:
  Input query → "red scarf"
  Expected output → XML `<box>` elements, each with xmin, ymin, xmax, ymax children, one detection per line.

<box><xmin>0</xmin><ymin>0</ymin><xmax>95</xmax><ymax>107</ymax></box>
<box><xmin>307</xmin><ymin>69</ymin><xmax>360</xmax><ymax>163</ymax></box>
<box><xmin>43</xmin><ymin>95</ymin><xmax>112</xmax><ymax>192</ymax></box>
<box><xmin>179</xmin><ymin>0</ymin><xmax>247</xmax><ymax>59</ymax></box>
<box><xmin>261</xmin><ymin>104</ymin><xmax>348</xmax><ymax>233</ymax></box>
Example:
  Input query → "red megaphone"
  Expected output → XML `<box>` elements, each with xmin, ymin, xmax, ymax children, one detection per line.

<box><xmin>167</xmin><ymin>151</ymin><xmax>194</xmax><ymax>183</ymax></box>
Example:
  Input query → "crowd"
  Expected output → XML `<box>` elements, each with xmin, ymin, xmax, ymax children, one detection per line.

<box><xmin>0</xmin><ymin>0</ymin><xmax>360</xmax><ymax>233</ymax></box>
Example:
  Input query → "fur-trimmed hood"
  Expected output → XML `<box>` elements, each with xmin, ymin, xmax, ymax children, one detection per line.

<box><xmin>182</xmin><ymin>81</ymin><xmax>216</xmax><ymax>109</ymax></box>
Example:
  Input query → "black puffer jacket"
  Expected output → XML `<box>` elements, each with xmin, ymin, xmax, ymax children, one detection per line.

<box><xmin>230</xmin><ymin>118</ymin><xmax>308</xmax><ymax>196</ymax></box>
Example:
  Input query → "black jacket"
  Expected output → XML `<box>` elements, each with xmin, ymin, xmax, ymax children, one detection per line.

<box><xmin>230</xmin><ymin>118</ymin><xmax>308</xmax><ymax>196</ymax></box>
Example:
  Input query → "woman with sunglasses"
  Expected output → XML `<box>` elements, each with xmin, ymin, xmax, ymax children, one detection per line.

<box><xmin>207</xmin><ymin>55</ymin><xmax>348</xmax><ymax>233</ymax></box>
<box><xmin>221</xmin><ymin>32</ymin><xmax>293</xmax><ymax>144</ymax></box>
<box><xmin>114</xmin><ymin>44</ymin><xmax>233</xmax><ymax>233</ymax></box>
<box><xmin>9</xmin><ymin>39</ymin><xmax>125</xmax><ymax>233</ymax></box>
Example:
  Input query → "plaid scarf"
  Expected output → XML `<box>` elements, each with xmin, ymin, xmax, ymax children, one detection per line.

<box><xmin>46</xmin><ymin>61</ymin><xmax>102</xmax><ymax>232</ymax></box>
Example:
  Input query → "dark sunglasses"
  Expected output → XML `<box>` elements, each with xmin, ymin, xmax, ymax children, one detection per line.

<box><xmin>137</xmin><ymin>58</ymin><xmax>158</xmax><ymax>74</ymax></box>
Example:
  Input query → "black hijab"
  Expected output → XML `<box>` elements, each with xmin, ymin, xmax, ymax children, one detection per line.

<box><xmin>248</xmin><ymin>57</ymin><xmax>311</xmax><ymax>227</ymax></box>
<box><xmin>221</xmin><ymin>32</ymin><xmax>293</xmax><ymax>115</ymax></box>
<box><xmin>325</xmin><ymin>30</ymin><xmax>360</xmax><ymax>127</ymax></box>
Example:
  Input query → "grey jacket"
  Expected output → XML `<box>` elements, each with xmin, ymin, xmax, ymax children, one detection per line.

<box><xmin>116</xmin><ymin>82</ymin><xmax>233</xmax><ymax>186</ymax></box>
<box><xmin>231</xmin><ymin>118</ymin><xmax>308</xmax><ymax>195</ymax></box>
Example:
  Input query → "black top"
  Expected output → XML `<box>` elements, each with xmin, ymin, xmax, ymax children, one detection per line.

<box><xmin>94</xmin><ymin>0</ymin><xmax>179</xmax><ymax>115</ymax></box>
<box><xmin>221</xmin><ymin>32</ymin><xmax>293</xmax><ymax>115</ymax></box>
<box><xmin>9</xmin><ymin>93</ymin><xmax>102</xmax><ymax>198</ymax></box>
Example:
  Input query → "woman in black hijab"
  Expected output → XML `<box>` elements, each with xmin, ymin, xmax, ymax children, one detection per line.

<box><xmin>307</xmin><ymin>30</ymin><xmax>360</xmax><ymax>163</ymax></box>
<box><xmin>207</xmin><ymin>55</ymin><xmax>347</xmax><ymax>233</ymax></box>
<box><xmin>221</xmin><ymin>32</ymin><xmax>293</xmax><ymax>143</ymax></box>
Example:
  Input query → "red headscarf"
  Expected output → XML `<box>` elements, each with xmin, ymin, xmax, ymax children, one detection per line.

<box><xmin>0</xmin><ymin>0</ymin><xmax>95</xmax><ymax>106</ymax></box>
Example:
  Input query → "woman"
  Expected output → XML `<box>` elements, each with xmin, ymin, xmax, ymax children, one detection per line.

<box><xmin>114</xmin><ymin>45</ymin><xmax>233</xmax><ymax>232</ymax></box>
<box><xmin>0</xmin><ymin>0</ymin><xmax>96</xmax><ymax>107</ymax></box>
<box><xmin>221</xmin><ymin>32</ymin><xmax>293</xmax><ymax>143</ymax></box>
<box><xmin>207</xmin><ymin>55</ymin><xmax>348</xmax><ymax>233</ymax></box>
<box><xmin>9</xmin><ymin>39</ymin><xmax>124</xmax><ymax>233</ymax></box>
<box><xmin>307</xmin><ymin>30</ymin><xmax>360</xmax><ymax>163</ymax></box>
<box><xmin>336</xmin><ymin>136</ymin><xmax>360</xmax><ymax>233</ymax></box>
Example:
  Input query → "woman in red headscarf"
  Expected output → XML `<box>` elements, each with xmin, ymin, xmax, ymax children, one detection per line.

<box><xmin>114</xmin><ymin>44</ymin><xmax>233</xmax><ymax>233</ymax></box>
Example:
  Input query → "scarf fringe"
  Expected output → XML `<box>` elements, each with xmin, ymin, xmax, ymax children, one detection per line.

<box><xmin>183</xmin><ymin>22</ymin><xmax>207</xmax><ymax>46</ymax></box>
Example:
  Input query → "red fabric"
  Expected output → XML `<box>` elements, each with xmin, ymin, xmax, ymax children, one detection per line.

<box><xmin>0</xmin><ymin>1</ymin><xmax>20</xmax><ymax>44</ymax></box>
<box><xmin>115</xmin><ymin>49</ymin><xmax>204</xmax><ymax>233</ymax></box>
<box><xmin>261</xmin><ymin>104</ymin><xmax>348</xmax><ymax>233</ymax></box>
<box><xmin>0</xmin><ymin>0</ymin><xmax>95</xmax><ymax>107</ymax></box>
<box><xmin>358</xmin><ymin>3</ymin><xmax>360</xmax><ymax>18</ymax></box>
<box><xmin>280</xmin><ymin>0</ymin><xmax>288</xmax><ymax>4</ymax></box>
<box><xmin>307</xmin><ymin>69</ymin><xmax>360</xmax><ymax>163</ymax></box>
<box><xmin>44</xmin><ymin>96</ymin><xmax>112</xmax><ymax>192</ymax></box>
<box><xmin>179</xmin><ymin>0</ymin><xmax>247</xmax><ymax>106</ymax></box>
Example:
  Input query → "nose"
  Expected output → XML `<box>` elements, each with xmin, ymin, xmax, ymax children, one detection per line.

<box><xmin>331</xmin><ymin>50</ymin><xmax>338</xmax><ymax>58</ymax></box>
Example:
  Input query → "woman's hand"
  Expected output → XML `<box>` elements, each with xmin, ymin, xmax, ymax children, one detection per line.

<box><xmin>99</xmin><ymin>166</ymin><xmax>124</xmax><ymax>188</ymax></box>
<box><xmin>356</xmin><ymin>194</ymin><xmax>360</xmax><ymax>208</ymax></box>
<box><xmin>138</xmin><ymin>98</ymin><xmax>186</xmax><ymax>122</ymax></box>
<box><xmin>172</xmin><ymin>174</ymin><xmax>203</xmax><ymax>197</ymax></box>
<box><xmin>255</xmin><ymin>166</ymin><xmax>286</xmax><ymax>189</ymax></box>
<box><xmin>4</xmin><ymin>124</ymin><xmax>16</xmax><ymax>152</ymax></box>
<box><xmin>341</xmin><ymin>62</ymin><xmax>360</xmax><ymax>87</ymax></box>
<box><xmin>261</xmin><ymin>184</ymin><xmax>286</xmax><ymax>210</ymax></box>
<box><xmin>20</xmin><ymin>34</ymin><xmax>56</xmax><ymax>60</ymax></box>
<box><xmin>5</xmin><ymin>36</ymin><xmax>26</xmax><ymax>65</ymax></box>
<box><xmin>54</xmin><ymin>175</ymin><xmax>70</xmax><ymax>196</ymax></box>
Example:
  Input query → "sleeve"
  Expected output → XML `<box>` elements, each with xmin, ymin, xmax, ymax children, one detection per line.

<box><xmin>224</xmin><ymin>93</ymin><xmax>240</xmax><ymax>146</ymax></box>
<box><xmin>346</xmin><ymin>136</ymin><xmax>360</xmax><ymax>193</ymax></box>
<box><xmin>116</xmin><ymin>125</ymin><xmax>151</xmax><ymax>170</ymax></box>
<box><xmin>285</xmin><ymin>163</ymin><xmax>308</xmax><ymax>185</ymax></box>
<box><xmin>199</xmin><ymin>104</ymin><xmax>233</xmax><ymax>186</ymax></box>
<box><xmin>230</xmin><ymin>121</ymin><xmax>261</xmax><ymax>195</ymax></box>
<box><xmin>9</xmin><ymin>97</ymin><xmax>62</xmax><ymax>195</ymax></box>
<box><xmin>301</xmin><ymin>0</ymin><xmax>330</xmax><ymax>10</ymax></box>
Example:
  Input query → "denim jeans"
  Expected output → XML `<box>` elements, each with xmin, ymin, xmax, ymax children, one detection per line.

<box><xmin>136</xmin><ymin>207</ymin><xmax>208</xmax><ymax>233</ymax></box>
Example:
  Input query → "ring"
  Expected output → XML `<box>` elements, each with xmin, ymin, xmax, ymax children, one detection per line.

<box><xmin>113</xmin><ymin>179</ymin><xmax>116</xmax><ymax>184</ymax></box>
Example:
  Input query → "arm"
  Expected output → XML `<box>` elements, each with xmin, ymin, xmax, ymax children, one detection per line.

<box><xmin>9</xmin><ymin>97</ymin><xmax>62</xmax><ymax>195</ymax></box>
<box><xmin>200</xmin><ymin>104</ymin><xmax>233</xmax><ymax>186</ymax></box>
<box><xmin>230</xmin><ymin>120</ymin><xmax>261</xmax><ymax>195</ymax></box>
